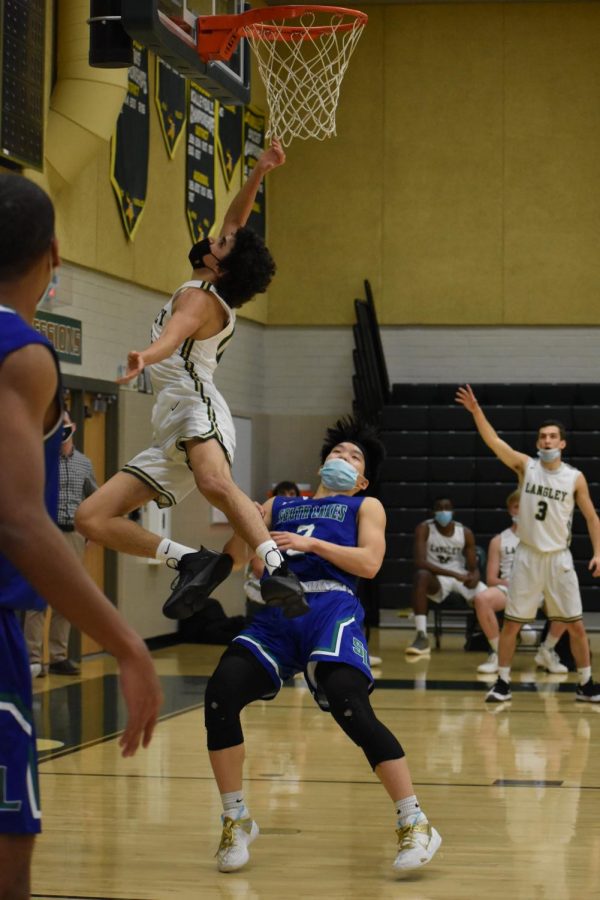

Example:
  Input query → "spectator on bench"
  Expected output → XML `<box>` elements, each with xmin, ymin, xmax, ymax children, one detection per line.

<box><xmin>405</xmin><ymin>497</ymin><xmax>486</xmax><ymax>656</ymax></box>
<box><xmin>474</xmin><ymin>490</ymin><xmax>567</xmax><ymax>674</ymax></box>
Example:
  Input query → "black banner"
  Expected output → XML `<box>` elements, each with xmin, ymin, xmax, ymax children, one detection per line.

<box><xmin>243</xmin><ymin>106</ymin><xmax>267</xmax><ymax>238</ymax></box>
<box><xmin>110</xmin><ymin>42</ymin><xmax>149</xmax><ymax>240</ymax></box>
<box><xmin>155</xmin><ymin>57</ymin><xmax>186</xmax><ymax>159</ymax></box>
<box><xmin>217</xmin><ymin>103</ymin><xmax>242</xmax><ymax>191</ymax></box>
<box><xmin>186</xmin><ymin>83</ymin><xmax>216</xmax><ymax>242</ymax></box>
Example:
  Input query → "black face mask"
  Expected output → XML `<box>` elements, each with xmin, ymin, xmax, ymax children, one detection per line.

<box><xmin>188</xmin><ymin>237</ymin><xmax>212</xmax><ymax>269</ymax></box>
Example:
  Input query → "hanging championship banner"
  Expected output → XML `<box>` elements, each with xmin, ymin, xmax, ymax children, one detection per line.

<box><xmin>155</xmin><ymin>58</ymin><xmax>186</xmax><ymax>159</ymax></box>
<box><xmin>217</xmin><ymin>103</ymin><xmax>242</xmax><ymax>191</ymax></box>
<box><xmin>186</xmin><ymin>83</ymin><xmax>216</xmax><ymax>241</ymax></box>
<box><xmin>110</xmin><ymin>42</ymin><xmax>149</xmax><ymax>241</ymax></box>
<box><xmin>243</xmin><ymin>106</ymin><xmax>266</xmax><ymax>238</ymax></box>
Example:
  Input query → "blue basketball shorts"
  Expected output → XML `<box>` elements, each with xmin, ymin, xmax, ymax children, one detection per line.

<box><xmin>233</xmin><ymin>588</ymin><xmax>373</xmax><ymax>710</ymax></box>
<box><xmin>0</xmin><ymin>609</ymin><xmax>41</xmax><ymax>834</ymax></box>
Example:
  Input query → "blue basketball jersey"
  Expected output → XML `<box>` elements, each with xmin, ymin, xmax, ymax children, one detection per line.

<box><xmin>270</xmin><ymin>494</ymin><xmax>365</xmax><ymax>592</ymax></box>
<box><xmin>0</xmin><ymin>307</ymin><xmax>62</xmax><ymax>612</ymax></box>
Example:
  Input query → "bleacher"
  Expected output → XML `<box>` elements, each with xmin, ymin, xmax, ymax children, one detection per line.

<box><xmin>377</xmin><ymin>383</ymin><xmax>600</xmax><ymax>613</ymax></box>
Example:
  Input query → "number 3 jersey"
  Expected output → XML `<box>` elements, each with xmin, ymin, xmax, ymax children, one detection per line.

<box><xmin>518</xmin><ymin>457</ymin><xmax>579</xmax><ymax>552</ymax></box>
<box><xmin>270</xmin><ymin>494</ymin><xmax>366</xmax><ymax>592</ymax></box>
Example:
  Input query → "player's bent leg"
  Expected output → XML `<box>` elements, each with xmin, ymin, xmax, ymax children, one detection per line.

<box><xmin>473</xmin><ymin>588</ymin><xmax>505</xmax><ymax>674</ymax></box>
<box><xmin>485</xmin><ymin>619</ymin><xmax>522</xmax><ymax>703</ymax></box>
<box><xmin>315</xmin><ymin>662</ymin><xmax>441</xmax><ymax>872</ymax></box>
<box><xmin>0</xmin><ymin>834</ymin><xmax>35</xmax><ymax>900</ymax></box>
<box><xmin>75</xmin><ymin>472</ymin><xmax>159</xmax><ymax>555</ymax></box>
<box><xmin>187</xmin><ymin>439</ymin><xmax>308</xmax><ymax>618</ymax></box>
<box><xmin>205</xmin><ymin>646</ymin><xmax>275</xmax><ymax>872</ymax></box>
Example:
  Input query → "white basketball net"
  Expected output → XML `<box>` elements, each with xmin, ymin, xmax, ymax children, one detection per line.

<box><xmin>241</xmin><ymin>10</ymin><xmax>366</xmax><ymax>147</ymax></box>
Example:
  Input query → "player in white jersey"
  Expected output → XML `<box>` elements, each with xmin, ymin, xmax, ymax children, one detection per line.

<box><xmin>474</xmin><ymin>490</ymin><xmax>567</xmax><ymax>675</ymax></box>
<box><xmin>457</xmin><ymin>385</ymin><xmax>600</xmax><ymax>703</ymax></box>
<box><xmin>405</xmin><ymin>497</ymin><xmax>486</xmax><ymax>655</ymax></box>
<box><xmin>77</xmin><ymin>140</ymin><xmax>308</xmax><ymax>620</ymax></box>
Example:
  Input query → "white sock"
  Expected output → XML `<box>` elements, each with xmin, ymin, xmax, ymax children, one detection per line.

<box><xmin>498</xmin><ymin>666</ymin><xmax>511</xmax><ymax>683</ymax></box>
<box><xmin>415</xmin><ymin>615</ymin><xmax>428</xmax><ymax>635</ymax></box>
<box><xmin>155</xmin><ymin>538</ymin><xmax>196</xmax><ymax>564</ymax></box>
<box><xmin>221</xmin><ymin>790</ymin><xmax>249</xmax><ymax>820</ymax></box>
<box><xmin>489</xmin><ymin>637</ymin><xmax>499</xmax><ymax>653</ymax></box>
<box><xmin>256</xmin><ymin>539</ymin><xmax>284</xmax><ymax>575</ymax></box>
<box><xmin>396</xmin><ymin>795</ymin><xmax>426</xmax><ymax>827</ymax></box>
<box><xmin>578</xmin><ymin>666</ymin><xmax>592</xmax><ymax>686</ymax></box>
<box><xmin>543</xmin><ymin>633</ymin><xmax>559</xmax><ymax>650</ymax></box>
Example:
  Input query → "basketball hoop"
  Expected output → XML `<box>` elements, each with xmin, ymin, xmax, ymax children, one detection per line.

<box><xmin>197</xmin><ymin>6</ymin><xmax>368</xmax><ymax>146</ymax></box>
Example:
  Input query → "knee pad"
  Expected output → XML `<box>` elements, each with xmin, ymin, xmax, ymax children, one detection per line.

<box><xmin>319</xmin><ymin>665</ymin><xmax>405</xmax><ymax>769</ymax></box>
<box><xmin>204</xmin><ymin>675</ymin><xmax>245</xmax><ymax>751</ymax></box>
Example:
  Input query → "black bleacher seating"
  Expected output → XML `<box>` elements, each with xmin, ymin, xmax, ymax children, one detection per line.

<box><xmin>377</xmin><ymin>382</ymin><xmax>600</xmax><ymax>614</ymax></box>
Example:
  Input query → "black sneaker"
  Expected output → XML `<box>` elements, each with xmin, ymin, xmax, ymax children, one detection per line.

<box><xmin>485</xmin><ymin>677</ymin><xmax>512</xmax><ymax>703</ymax></box>
<box><xmin>162</xmin><ymin>548</ymin><xmax>233</xmax><ymax>620</ymax></box>
<box><xmin>260</xmin><ymin>562</ymin><xmax>309</xmax><ymax>618</ymax></box>
<box><xmin>48</xmin><ymin>659</ymin><xmax>80</xmax><ymax>676</ymax></box>
<box><xmin>575</xmin><ymin>678</ymin><xmax>600</xmax><ymax>702</ymax></box>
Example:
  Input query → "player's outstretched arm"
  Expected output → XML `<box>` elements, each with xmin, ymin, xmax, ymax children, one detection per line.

<box><xmin>220</xmin><ymin>139</ymin><xmax>285</xmax><ymax>234</ymax></box>
<box><xmin>117</xmin><ymin>289</ymin><xmax>213</xmax><ymax>383</ymax></box>
<box><xmin>270</xmin><ymin>497</ymin><xmax>385</xmax><ymax>579</ymax></box>
<box><xmin>456</xmin><ymin>384</ymin><xmax>528</xmax><ymax>476</ymax></box>
<box><xmin>574</xmin><ymin>473</ymin><xmax>600</xmax><ymax>577</ymax></box>
<box><xmin>0</xmin><ymin>345</ymin><xmax>163</xmax><ymax>754</ymax></box>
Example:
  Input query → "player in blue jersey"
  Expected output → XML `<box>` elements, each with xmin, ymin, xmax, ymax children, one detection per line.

<box><xmin>205</xmin><ymin>418</ymin><xmax>442</xmax><ymax>876</ymax></box>
<box><xmin>0</xmin><ymin>174</ymin><xmax>162</xmax><ymax>899</ymax></box>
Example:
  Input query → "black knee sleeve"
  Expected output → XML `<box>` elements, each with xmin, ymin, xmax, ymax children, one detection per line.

<box><xmin>204</xmin><ymin>645</ymin><xmax>275</xmax><ymax>751</ymax></box>
<box><xmin>317</xmin><ymin>663</ymin><xmax>404</xmax><ymax>770</ymax></box>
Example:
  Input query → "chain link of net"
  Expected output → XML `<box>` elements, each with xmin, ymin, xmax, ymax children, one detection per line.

<box><xmin>242</xmin><ymin>12</ymin><xmax>366</xmax><ymax>147</ymax></box>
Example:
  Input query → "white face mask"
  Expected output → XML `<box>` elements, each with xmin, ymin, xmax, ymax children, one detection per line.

<box><xmin>512</xmin><ymin>515</ymin><xmax>519</xmax><ymax>524</ymax></box>
<box><xmin>537</xmin><ymin>448</ymin><xmax>561</xmax><ymax>463</ymax></box>
<box><xmin>37</xmin><ymin>270</ymin><xmax>59</xmax><ymax>311</ymax></box>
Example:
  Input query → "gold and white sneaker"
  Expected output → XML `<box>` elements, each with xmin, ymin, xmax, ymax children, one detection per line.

<box><xmin>393</xmin><ymin>819</ymin><xmax>442</xmax><ymax>871</ymax></box>
<box><xmin>216</xmin><ymin>815</ymin><xmax>259</xmax><ymax>872</ymax></box>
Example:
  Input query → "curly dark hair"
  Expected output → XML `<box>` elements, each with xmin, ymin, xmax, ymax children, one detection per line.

<box><xmin>216</xmin><ymin>226</ymin><xmax>276</xmax><ymax>309</ymax></box>
<box><xmin>0</xmin><ymin>174</ymin><xmax>54</xmax><ymax>280</ymax></box>
<box><xmin>320</xmin><ymin>415</ymin><xmax>386</xmax><ymax>488</ymax></box>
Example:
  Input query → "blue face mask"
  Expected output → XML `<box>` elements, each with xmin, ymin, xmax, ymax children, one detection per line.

<box><xmin>537</xmin><ymin>448</ymin><xmax>561</xmax><ymax>463</ymax></box>
<box><xmin>320</xmin><ymin>458</ymin><xmax>359</xmax><ymax>491</ymax></box>
<box><xmin>37</xmin><ymin>270</ymin><xmax>59</xmax><ymax>311</ymax></box>
<box><xmin>434</xmin><ymin>510</ymin><xmax>453</xmax><ymax>527</ymax></box>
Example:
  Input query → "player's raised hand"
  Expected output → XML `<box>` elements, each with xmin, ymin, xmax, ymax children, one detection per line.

<box><xmin>117</xmin><ymin>351</ymin><xmax>146</xmax><ymax>384</ymax></box>
<box><xmin>456</xmin><ymin>384</ymin><xmax>479</xmax><ymax>414</ymax></box>
<box><xmin>259</xmin><ymin>138</ymin><xmax>286</xmax><ymax>172</ymax></box>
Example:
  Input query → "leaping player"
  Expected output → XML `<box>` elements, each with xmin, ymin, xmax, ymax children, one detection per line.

<box><xmin>204</xmin><ymin>418</ymin><xmax>442</xmax><ymax>875</ymax></box>
<box><xmin>77</xmin><ymin>139</ymin><xmax>307</xmax><ymax>620</ymax></box>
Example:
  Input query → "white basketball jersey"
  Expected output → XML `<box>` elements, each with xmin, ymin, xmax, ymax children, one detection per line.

<box><xmin>518</xmin><ymin>457</ymin><xmax>579</xmax><ymax>552</ymax></box>
<box><xmin>499</xmin><ymin>527</ymin><xmax>519</xmax><ymax>580</ymax></box>
<box><xmin>426</xmin><ymin>520</ymin><xmax>467</xmax><ymax>575</ymax></box>
<box><xmin>148</xmin><ymin>280</ymin><xmax>235</xmax><ymax>395</ymax></box>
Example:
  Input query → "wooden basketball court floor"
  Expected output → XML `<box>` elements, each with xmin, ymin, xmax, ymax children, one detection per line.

<box><xmin>30</xmin><ymin>628</ymin><xmax>600</xmax><ymax>900</ymax></box>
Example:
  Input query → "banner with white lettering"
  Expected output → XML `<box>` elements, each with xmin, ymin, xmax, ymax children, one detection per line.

<box><xmin>155</xmin><ymin>58</ymin><xmax>186</xmax><ymax>159</ymax></box>
<box><xmin>217</xmin><ymin>103</ymin><xmax>242</xmax><ymax>191</ymax></box>
<box><xmin>186</xmin><ymin>83</ymin><xmax>216</xmax><ymax>241</ymax></box>
<box><xmin>110</xmin><ymin>42</ymin><xmax>149</xmax><ymax>240</ymax></box>
<box><xmin>33</xmin><ymin>311</ymin><xmax>82</xmax><ymax>364</ymax></box>
<box><xmin>243</xmin><ymin>106</ymin><xmax>266</xmax><ymax>238</ymax></box>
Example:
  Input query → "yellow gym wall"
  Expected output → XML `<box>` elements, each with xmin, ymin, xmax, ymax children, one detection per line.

<box><xmin>268</xmin><ymin>2</ymin><xmax>600</xmax><ymax>326</ymax></box>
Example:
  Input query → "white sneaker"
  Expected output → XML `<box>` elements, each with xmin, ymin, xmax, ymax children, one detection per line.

<box><xmin>369</xmin><ymin>655</ymin><xmax>383</xmax><ymax>667</ymax></box>
<box><xmin>216</xmin><ymin>815</ymin><xmax>259</xmax><ymax>872</ymax></box>
<box><xmin>393</xmin><ymin>818</ymin><xmax>442</xmax><ymax>871</ymax></box>
<box><xmin>535</xmin><ymin>645</ymin><xmax>568</xmax><ymax>674</ymax></box>
<box><xmin>30</xmin><ymin>663</ymin><xmax>42</xmax><ymax>679</ymax></box>
<box><xmin>477</xmin><ymin>652</ymin><xmax>499</xmax><ymax>674</ymax></box>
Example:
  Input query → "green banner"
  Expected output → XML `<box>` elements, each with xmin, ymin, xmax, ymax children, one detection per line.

<box><xmin>186</xmin><ymin>82</ymin><xmax>216</xmax><ymax>241</ymax></box>
<box><xmin>243</xmin><ymin>107</ymin><xmax>266</xmax><ymax>238</ymax></box>
<box><xmin>217</xmin><ymin>103</ymin><xmax>242</xmax><ymax>191</ymax></box>
<box><xmin>155</xmin><ymin>57</ymin><xmax>186</xmax><ymax>159</ymax></box>
<box><xmin>33</xmin><ymin>311</ymin><xmax>82</xmax><ymax>364</ymax></box>
<box><xmin>110</xmin><ymin>42</ymin><xmax>149</xmax><ymax>240</ymax></box>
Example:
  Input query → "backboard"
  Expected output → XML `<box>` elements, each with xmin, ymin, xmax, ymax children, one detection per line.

<box><xmin>121</xmin><ymin>0</ymin><xmax>250</xmax><ymax>103</ymax></box>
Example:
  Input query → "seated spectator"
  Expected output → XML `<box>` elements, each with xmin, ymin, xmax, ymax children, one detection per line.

<box><xmin>473</xmin><ymin>491</ymin><xmax>567</xmax><ymax>674</ymax></box>
<box><xmin>405</xmin><ymin>497</ymin><xmax>486</xmax><ymax>656</ymax></box>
